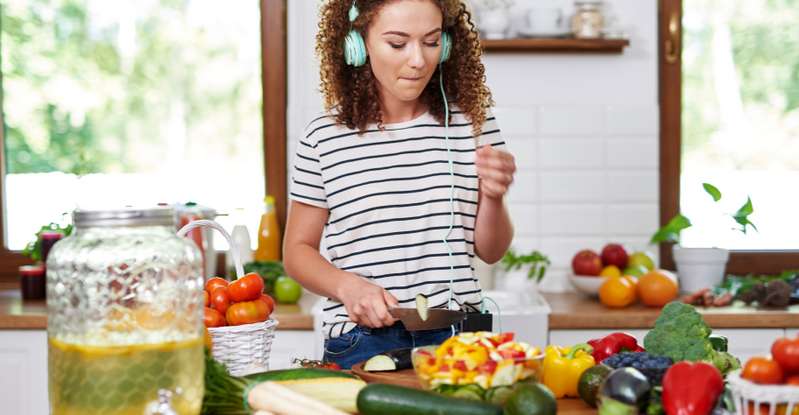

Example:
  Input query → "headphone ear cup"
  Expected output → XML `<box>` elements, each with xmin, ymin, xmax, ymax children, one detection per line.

<box><xmin>439</xmin><ymin>32</ymin><xmax>452</xmax><ymax>63</ymax></box>
<box><xmin>344</xmin><ymin>30</ymin><xmax>367</xmax><ymax>66</ymax></box>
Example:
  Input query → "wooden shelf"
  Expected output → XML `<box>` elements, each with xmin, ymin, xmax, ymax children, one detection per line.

<box><xmin>480</xmin><ymin>37</ymin><xmax>629</xmax><ymax>53</ymax></box>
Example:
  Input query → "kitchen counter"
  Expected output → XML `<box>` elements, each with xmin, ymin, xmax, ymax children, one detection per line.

<box><xmin>3</xmin><ymin>283</ymin><xmax>799</xmax><ymax>331</ymax></box>
<box><xmin>0</xmin><ymin>284</ymin><xmax>315</xmax><ymax>330</ymax></box>
<box><xmin>544</xmin><ymin>292</ymin><xmax>799</xmax><ymax>329</ymax></box>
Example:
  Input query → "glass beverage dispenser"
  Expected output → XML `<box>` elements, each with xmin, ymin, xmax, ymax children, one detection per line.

<box><xmin>46</xmin><ymin>207</ymin><xmax>204</xmax><ymax>415</ymax></box>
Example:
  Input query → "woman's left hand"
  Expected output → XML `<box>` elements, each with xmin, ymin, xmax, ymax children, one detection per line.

<box><xmin>475</xmin><ymin>145</ymin><xmax>516</xmax><ymax>200</ymax></box>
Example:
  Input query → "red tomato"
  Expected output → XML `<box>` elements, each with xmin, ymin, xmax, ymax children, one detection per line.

<box><xmin>742</xmin><ymin>356</ymin><xmax>784</xmax><ymax>384</ymax></box>
<box><xmin>204</xmin><ymin>307</ymin><xmax>226</xmax><ymax>328</ymax></box>
<box><xmin>228</xmin><ymin>273</ymin><xmax>264</xmax><ymax>302</ymax></box>
<box><xmin>453</xmin><ymin>360</ymin><xmax>468</xmax><ymax>371</ymax></box>
<box><xmin>786</xmin><ymin>375</ymin><xmax>799</xmax><ymax>386</ymax></box>
<box><xmin>322</xmin><ymin>362</ymin><xmax>341</xmax><ymax>370</ymax></box>
<box><xmin>225</xmin><ymin>300</ymin><xmax>269</xmax><ymax>326</ymax></box>
<box><xmin>259</xmin><ymin>294</ymin><xmax>275</xmax><ymax>316</ymax></box>
<box><xmin>210</xmin><ymin>287</ymin><xmax>231</xmax><ymax>314</ymax></box>
<box><xmin>205</xmin><ymin>277</ymin><xmax>228</xmax><ymax>293</ymax></box>
<box><xmin>203</xmin><ymin>290</ymin><xmax>210</xmax><ymax>307</ymax></box>
<box><xmin>772</xmin><ymin>337</ymin><xmax>799</xmax><ymax>374</ymax></box>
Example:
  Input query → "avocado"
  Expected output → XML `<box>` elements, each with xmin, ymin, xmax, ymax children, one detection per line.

<box><xmin>503</xmin><ymin>383</ymin><xmax>557</xmax><ymax>415</ymax></box>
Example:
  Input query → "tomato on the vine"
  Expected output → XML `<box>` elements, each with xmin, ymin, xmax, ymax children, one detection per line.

<box><xmin>205</xmin><ymin>277</ymin><xmax>228</xmax><ymax>293</ymax></box>
<box><xmin>742</xmin><ymin>356</ymin><xmax>783</xmax><ymax>384</ymax></box>
<box><xmin>228</xmin><ymin>273</ymin><xmax>264</xmax><ymax>302</ymax></box>
<box><xmin>203</xmin><ymin>307</ymin><xmax>226</xmax><ymax>328</ymax></box>
<box><xmin>210</xmin><ymin>287</ymin><xmax>231</xmax><ymax>314</ymax></box>
<box><xmin>225</xmin><ymin>299</ymin><xmax>268</xmax><ymax>326</ymax></box>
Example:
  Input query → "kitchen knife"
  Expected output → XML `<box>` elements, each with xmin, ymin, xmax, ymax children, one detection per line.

<box><xmin>389</xmin><ymin>307</ymin><xmax>466</xmax><ymax>331</ymax></box>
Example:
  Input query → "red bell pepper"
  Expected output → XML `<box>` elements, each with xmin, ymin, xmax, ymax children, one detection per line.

<box><xmin>662</xmin><ymin>361</ymin><xmax>724</xmax><ymax>415</ymax></box>
<box><xmin>586</xmin><ymin>332</ymin><xmax>645</xmax><ymax>363</ymax></box>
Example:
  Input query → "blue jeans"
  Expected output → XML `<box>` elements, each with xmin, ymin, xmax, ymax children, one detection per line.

<box><xmin>323</xmin><ymin>323</ymin><xmax>457</xmax><ymax>370</ymax></box>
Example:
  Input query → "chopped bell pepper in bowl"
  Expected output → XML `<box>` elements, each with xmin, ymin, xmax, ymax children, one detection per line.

<box><xmin>411</xmin><ymin>331</ymin><xmax>543</xmax><ymax>391</ymax></box>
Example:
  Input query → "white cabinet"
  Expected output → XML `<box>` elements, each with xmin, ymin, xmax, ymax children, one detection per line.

<box><xmin>549</xmin><ymin>328</ymin><xmax>784</xmax><ymax>363</ymax></box>
<box><xmin>268</xmin><ymin>330</ymin><xmax>318</xmax><ymax>369</ymax></box>
<box><xmin>0</xmin><ymin>330</ymin><xmax>48</xmax><ymax>415</ymax></box>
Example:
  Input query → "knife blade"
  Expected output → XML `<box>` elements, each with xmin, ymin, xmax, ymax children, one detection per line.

<box><xmin>389</xmin><ymin>307</ymin><xmax>466</xmax><ymax>331</ymax></box>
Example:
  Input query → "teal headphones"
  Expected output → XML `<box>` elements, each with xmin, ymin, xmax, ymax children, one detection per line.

<box><xmin>343</xmin><ymin>1</ymin><xmax>452</xmax><ymax>67</ymax></box>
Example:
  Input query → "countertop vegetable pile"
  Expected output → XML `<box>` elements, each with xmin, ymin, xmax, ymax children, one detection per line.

<box><xmin>570</xmin><ymin>301</ymin><xmax>744</xmax><ymax>415</ymax></box>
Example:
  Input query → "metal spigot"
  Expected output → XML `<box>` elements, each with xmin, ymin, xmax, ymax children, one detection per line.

<box><xmin>145</xmin><ymin>388</ymin><xmax>181</xmax><ymax>415</ymax></box>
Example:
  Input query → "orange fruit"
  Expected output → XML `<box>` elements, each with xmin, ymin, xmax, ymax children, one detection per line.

<box><xmin>599</xmin><ymin>275</ymin><xmax>637</xmax><ymax>308</ymax></box>
<box><xmin>637</xmin><ymin>270</ymin><xmax>679</xmax><ymax>307</ymax></box>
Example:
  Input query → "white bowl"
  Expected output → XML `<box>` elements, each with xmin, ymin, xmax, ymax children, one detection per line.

<box><xmin>568</xmin><ymin>274</ymin><xmax>607</xmax><ymax>296</ymax></box>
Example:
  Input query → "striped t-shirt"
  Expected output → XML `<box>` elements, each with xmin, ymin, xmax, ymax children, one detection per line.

<box><xmin>289</xmin><ymin>108</ymin><xmax>507</xmax><ymax>339</ymax></box>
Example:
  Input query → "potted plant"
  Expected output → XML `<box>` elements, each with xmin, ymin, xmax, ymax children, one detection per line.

<box><xmin>496</xmin><ymin>248</ymin><xmax>551</xmax><ymax>294</ymax></box>
<box><xmin>651</xmin><ymin>183</ymin><xmax>756</xmax><ymax>293</ymax></box>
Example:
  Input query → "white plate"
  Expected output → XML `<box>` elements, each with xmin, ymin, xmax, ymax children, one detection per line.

<box><xmin>568</xmin><ymin>274</ymin><xmax>606</xmax><ymax>297</ymax></box>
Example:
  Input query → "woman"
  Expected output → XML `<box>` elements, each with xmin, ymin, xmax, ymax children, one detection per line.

<box><xmin>283</xmin><ymin>0</ymin><xmax>516</xmax><ymax>369</ymax></box>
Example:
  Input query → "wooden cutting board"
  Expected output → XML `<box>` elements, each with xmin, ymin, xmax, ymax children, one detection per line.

<box><xmin>351</xmin><ymin>361</ymin><xmax>423</xmax><ymax>389</ymax></box>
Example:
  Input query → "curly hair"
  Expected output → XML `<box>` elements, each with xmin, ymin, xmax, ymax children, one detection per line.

<box><xmin>315</xmin><ymin>0</ymin><xmax>493</xmax><ymax>136</ymax></box>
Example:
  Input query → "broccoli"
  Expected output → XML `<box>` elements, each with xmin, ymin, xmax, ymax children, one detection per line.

<box><xmin>643</xmin><ymin>302</ymin><xmax>740</xmax><ymax>375</ymax></box>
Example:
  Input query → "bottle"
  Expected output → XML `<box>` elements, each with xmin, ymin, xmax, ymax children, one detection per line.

<box><xmin>228</xmin><ymin>208</ymin><xmax>253</xmax><ymax>270</ymax></box>
<box><xmin>254</xmin><ymin>195</ymin><xmax>281</xmax><ymax>261</ymax></box>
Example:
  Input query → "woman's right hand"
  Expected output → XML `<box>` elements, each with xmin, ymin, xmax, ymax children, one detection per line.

<box><xmin>336</xmin><ymin>274</ymin><xmax>399</xmax><ymax>328</ymax></box>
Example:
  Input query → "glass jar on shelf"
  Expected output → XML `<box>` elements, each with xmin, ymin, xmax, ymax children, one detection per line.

<box><xmin>571</xmin><ymin>0</ymin><xmax>604</xmax><ymax>39</ymax></box>
<box><xmin>46</xmin><ymin>207</ymin><xmax>204</xmax><ymax>415</ymax></box>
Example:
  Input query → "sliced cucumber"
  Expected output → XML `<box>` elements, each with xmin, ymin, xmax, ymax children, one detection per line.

<box><xmin>416</xmin><ymin>294</ymin><xmax>428</xmax><ymax>321</ymax></box>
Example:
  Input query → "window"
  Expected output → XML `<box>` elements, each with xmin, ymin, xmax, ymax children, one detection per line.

<box><xmin>681</xmin><ymin>0</ymin><xmax>799</xmax><ymax>249</ymax></box>
<box><xmin>0</xmin><ymin>0</ymin><xmax>287</xmax><ymax>279</ymax></box>
<box><xmin>660</xmin><ymin>0</ymin><xmax>799</xmax><ymax>273</ymax></box>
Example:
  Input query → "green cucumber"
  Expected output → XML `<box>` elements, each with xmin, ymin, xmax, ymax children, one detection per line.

<box><xmin>358</xmin><ymin>384</ymin><xmax>502</xmax><ymax>415</ymax></box>
<box><xmin>244</xmin><ymin>367</ymin><xmax>355</xmax><ymax>382</ymax></box>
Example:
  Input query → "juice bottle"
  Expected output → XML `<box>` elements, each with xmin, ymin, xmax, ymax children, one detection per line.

<box><xmin>254</xmin><ymin>195</ymin><xmax>281</xmax><ymax>261</ymax></box>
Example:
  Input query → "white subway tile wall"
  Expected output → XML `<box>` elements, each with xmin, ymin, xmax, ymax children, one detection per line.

<box><xmin>287</xmin><ymin>0</ymin><xmax>659</xmax><ymax>292</ymax></box>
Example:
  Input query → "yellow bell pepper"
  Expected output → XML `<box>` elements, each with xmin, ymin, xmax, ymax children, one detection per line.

<box><xmin>541</xmin><ymin>343</ymin><xmax>595</xmax><ymax>398</ymax></box>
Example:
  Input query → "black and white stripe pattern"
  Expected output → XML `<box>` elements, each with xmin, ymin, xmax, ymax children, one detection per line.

<box><xmin>290</xmin><ymin>108</ymin><xmax>506</xmax><ymax>339</ymax></box>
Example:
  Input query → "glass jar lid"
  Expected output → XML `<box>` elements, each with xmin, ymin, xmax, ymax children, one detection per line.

<box><xmin>73</xmin><ymin>206</ymin><xmax>175</xmax><ymax>228</ymax></box>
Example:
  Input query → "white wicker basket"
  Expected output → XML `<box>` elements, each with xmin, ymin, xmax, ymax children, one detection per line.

<box><xmin>177</xmin><ymin>219</ymin><xmax>280</xmax><ymax>377</ymax></box>
<box><xmin>208</xmin><ymin>318</ymin><xmax>279</xmax><ymax>376</ymax></box>
<box><xmin>728</xmin><ymin>370</ymin><xmax>799</xmax><ymax>415</ymax></box>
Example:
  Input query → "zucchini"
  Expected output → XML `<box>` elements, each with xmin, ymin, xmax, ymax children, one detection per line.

<box><xmin>244</xmin><ymin>367</ymin><xmax>355</xmax><ymax>383</ymax></box>
<box><xmin>357</xmin><ymin>383</ymin><xmax>502</xmax><ymax>415</ymax></box>
<box><xmin>363</xmin><ymin>347</ymin><xmax>413</xmax><ymax>372</ymax></box>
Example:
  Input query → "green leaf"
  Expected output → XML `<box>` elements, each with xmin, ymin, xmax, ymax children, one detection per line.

<box><xmin>703</xmin><ymin>183</ymin><xmax>722</xmax><ymax>202</ymax></box>
<box><xmin>732</xmin><ymin>197</ymin><xmax>757</xmax><ymax>233</ymax></box>
<box><xmin>650</xmin><ymin>214</ymin><xmax>692</xmax><ymax>244</ymax></box>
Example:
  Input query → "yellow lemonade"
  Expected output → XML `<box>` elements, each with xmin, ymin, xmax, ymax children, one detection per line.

<box><xmin>48</xmin><ymin>337</ymin><xmax>204</xmax><ymax>415</ymax></box>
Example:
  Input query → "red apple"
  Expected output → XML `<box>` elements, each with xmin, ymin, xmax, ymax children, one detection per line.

<box><xmin>571</xmin><ymin>250</ymin><xmax>602</xmax><ymax>276</ymax></box>
<box><xmin>601</xmin><ymin>243</ymin><xmax>629</xmax><ymax>269</ymax></box>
